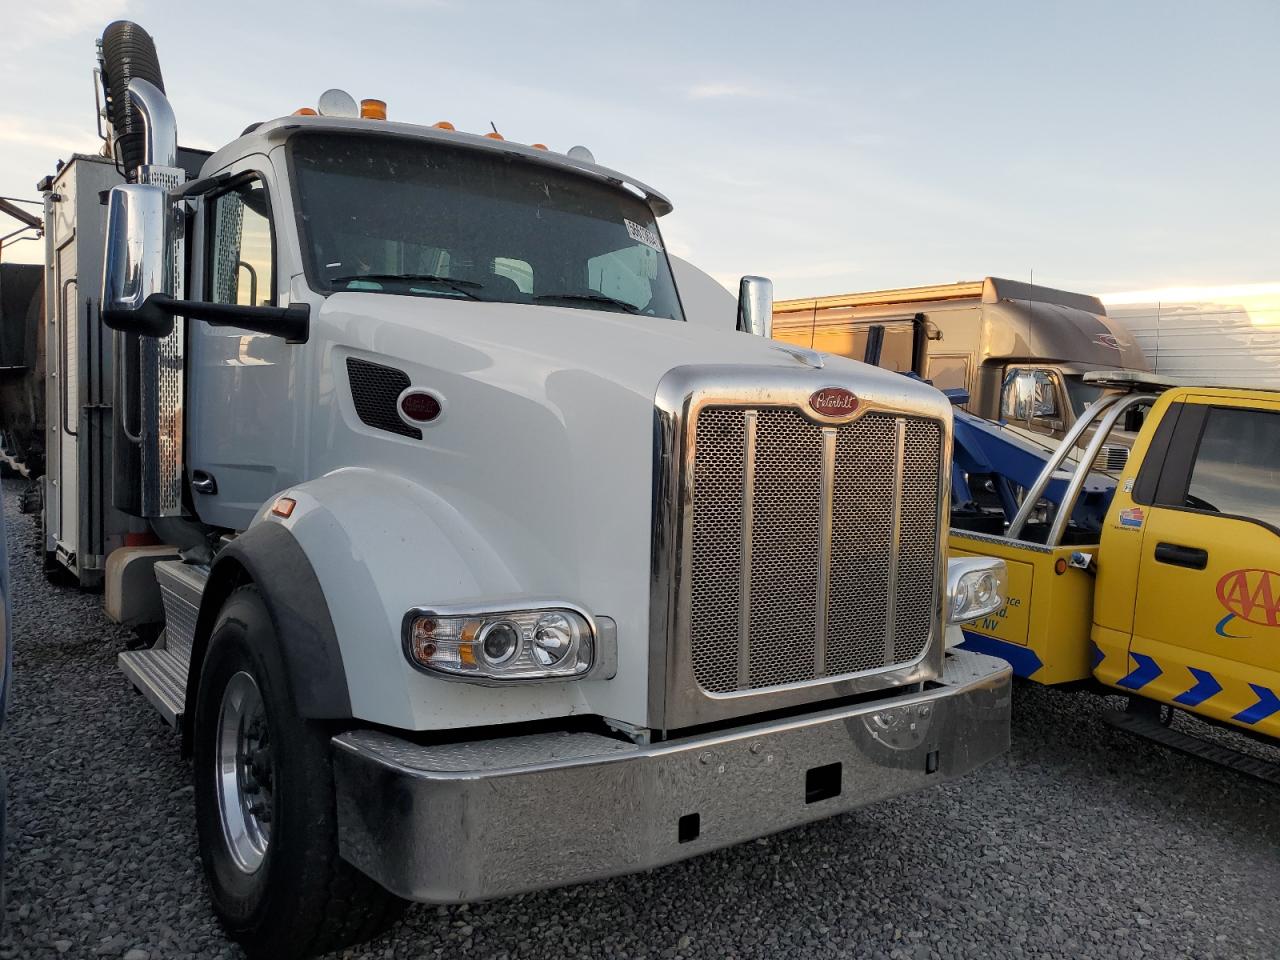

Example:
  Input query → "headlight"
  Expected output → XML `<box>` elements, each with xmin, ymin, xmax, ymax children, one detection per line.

<box><xmin>946</xmin><ymin>557</ymin><xmax>1007</xmax><ymax>624</ymax></box>
<box><xmin>403</xmin><ymin>605</ymin><xmax>595</xmax><ymax>681</ymax></box>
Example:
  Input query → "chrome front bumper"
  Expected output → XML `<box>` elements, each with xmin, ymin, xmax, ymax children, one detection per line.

<box><xmin>331</xmin><ymin>649</ymin><xmax>1011</xmax><ymax>903</ymax></box>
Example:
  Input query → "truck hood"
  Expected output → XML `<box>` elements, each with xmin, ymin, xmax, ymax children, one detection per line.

<box><xmin>306</xmin><ymin>292</ymin><xmax>951</xmax><ymax>727</ymax></box>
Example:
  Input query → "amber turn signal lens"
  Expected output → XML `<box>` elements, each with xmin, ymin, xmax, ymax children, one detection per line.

<box><xmin>271</xmin><ymin>497</ymin><xmax>297</xmax><ymax>518</ymax></box>
<box><xmin>360</xmin><ymin>98</ymin><xmax>387</xmax><ymax>120</ymax></box>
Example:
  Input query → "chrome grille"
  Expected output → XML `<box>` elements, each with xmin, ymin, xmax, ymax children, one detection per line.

<box><xmin>688</xmin><ymin>407</ymin><xmax>942</xmax><ymax>694</ymax></box>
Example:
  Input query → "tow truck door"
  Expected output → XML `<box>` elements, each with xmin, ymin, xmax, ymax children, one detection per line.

<box><xmin>1122</xmin><ymin>393</ymin><xmax>1280</xmax><ymax>734</ymax></box>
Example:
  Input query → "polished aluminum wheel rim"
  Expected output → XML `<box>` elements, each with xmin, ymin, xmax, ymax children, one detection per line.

<box><xmin>216</xmin><ymin>670</ymin><xmax>272</xmax><ymax>874</ymax></box>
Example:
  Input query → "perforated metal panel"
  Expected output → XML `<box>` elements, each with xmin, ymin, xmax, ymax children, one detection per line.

<box><xmin>346</xmin><ymin>358</ymin><xmax>421</xmax><ymax>440</ymax></box>
<box><xmin>687</xmin><ymin>407</ymin><xmax>942</xmax><ymax>694</ymax></box>
<box><xmin>138</xmin><ymin>163</ymin><xmax>185</xmax><ymax>517</ymax></box>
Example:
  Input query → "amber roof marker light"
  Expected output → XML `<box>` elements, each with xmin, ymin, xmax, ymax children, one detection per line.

<box><xmin>360</xmin><ymin>98</ymin><xmax>387</xmax><ymax>120</ymax></box>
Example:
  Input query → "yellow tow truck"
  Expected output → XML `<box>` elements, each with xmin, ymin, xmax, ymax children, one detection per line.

<box><xmin>952</xmin><ymin>372</ymin><xmax>1280</xmax><ymax>775</ymax></box>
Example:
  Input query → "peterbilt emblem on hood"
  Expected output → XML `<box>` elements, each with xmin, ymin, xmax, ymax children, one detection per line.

<box><xmin>809</xmin><ymin>387</ymin><xmax>860</xmax><ymax>418</ymax></box>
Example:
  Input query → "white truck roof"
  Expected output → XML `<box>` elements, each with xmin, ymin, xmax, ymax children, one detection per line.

<box><xmin>202</xmin><ymin>114</ymin><xmax>674</xmax><ymax>216</ymax></box>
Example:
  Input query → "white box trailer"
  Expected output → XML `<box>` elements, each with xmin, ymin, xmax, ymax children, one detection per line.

<box><xmin>1102</xmin><ymin>283</ymin><xmax>1280</xmax><ymax>388</ymax></box>
<box><xmin>28</xmin><ymin>19</ymin><xmax>1013</xmax><ymax>960</ymax></box>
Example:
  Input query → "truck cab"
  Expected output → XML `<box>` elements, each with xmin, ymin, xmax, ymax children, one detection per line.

<box><xmin>954</xmin><ymin>374</ymin><xmax>1280</xmax><ymax>742</ymax></box>
<box><xmin>772</xmin><ymin>278</ymin><xmax>1149</xmax><ymax>454</ymax></box>
<box><xmin>30</xmin><ymin>20</ymin><xmax>1014</xmax><ymax>959</ymax></box>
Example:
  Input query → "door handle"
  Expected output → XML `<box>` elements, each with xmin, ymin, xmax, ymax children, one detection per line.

<box><xmin>1154</xmin><ymin>542</ymin><xmax>1208</xmax><ymax>570</ymax></box>
<box><xmin>190</xmin><ymin>471</ymin><xmax>218</xmax><ymax>496</ymax></box>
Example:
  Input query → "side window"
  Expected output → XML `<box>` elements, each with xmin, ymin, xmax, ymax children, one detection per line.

<box><xmin>209</xmin><ymin>178</ymin><xmax>274</xmax><ymax>307</ymax></box>
<box><xmin>877</xmin><ymin>324</ymin><xmax>915</xmax><ymax>372</ymax></box>
<box><xmin>1183</xmin><ymin>407</ymin><xmax>1280</xmax><ymax>527</ymax></box>
<box><xmin>927</xmin><ymin>355</ymin><xmax>970</xmax><ymax>394</ymax></box>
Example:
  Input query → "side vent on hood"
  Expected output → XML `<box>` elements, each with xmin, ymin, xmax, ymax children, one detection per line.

<box><xmin>346</xmin><ymin>357</ymin><xmax>422</xmax><ymax>440</ymax></box>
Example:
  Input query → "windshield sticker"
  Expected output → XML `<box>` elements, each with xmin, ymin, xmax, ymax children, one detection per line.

<box><xmin>625</xmin><ymin>219</ymin><xmax>663</xmax><ymax>251</ymax></box>
<box><xmin>1123</xmin><ymin>477</ymin><xmax>1135</xmax><ymax>492</ymax></box>
<box><xmin>1118</xmin><ymin>506</ymin><xmax>1144</xmax><ymax>529</ymax></box>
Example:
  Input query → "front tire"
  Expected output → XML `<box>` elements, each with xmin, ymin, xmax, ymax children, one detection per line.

<box><xmin>193</xmin><ymin>586</ymin><xmax>403</xmax><ymax>959</ymax></box>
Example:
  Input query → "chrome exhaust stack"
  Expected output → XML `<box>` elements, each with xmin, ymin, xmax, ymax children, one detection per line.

<box><xmin>128</xmin><ymin>78</ymin><xmax>178</xmax><ymax>172</ymax></box>
<box><xmin>100</xmin><ymin>67</ymin><xmax>187</xmax><ymax>519</ymax></box>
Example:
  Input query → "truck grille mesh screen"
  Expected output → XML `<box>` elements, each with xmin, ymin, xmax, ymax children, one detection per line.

<box><xmin>688</xmin><ymin>408</ymin><xmax>942</xmax><ymax>694</ymax></box>
<box><xmin>346</xmin><ymin>358</ymin><xmax>421</xmax><ymax>440</ymax></box>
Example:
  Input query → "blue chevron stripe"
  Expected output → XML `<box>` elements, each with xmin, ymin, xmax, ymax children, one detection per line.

<box><xmin>1173</xmin><ymin>667</ymin><xmax>1222</xmax><ymax>707</ymax></box>
<box><xmin>1116</xmin><ymin>652</ymin><xmax>1162</xmax><ymax>690</ymax></box>
<box><xmin>959</xmin><ymin>630</ymin><xmax>1043</xmax><ymax>678</ymax></box>
<box><xmin>1232</xmin><ymin>684</ymin><xmax>1280</xmax><ymax>725</ymax></box>
<box><xmin>1091</xmin><ymin>642</ymin><xmax>1105</xmax><ymax>670</ymax></box>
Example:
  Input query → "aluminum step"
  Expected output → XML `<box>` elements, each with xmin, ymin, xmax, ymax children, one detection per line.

<box><xmin>119</xmin><ymin>560</ymin><xmax>208</xmax><ymax>727</ymax></box>
<box><xmin>119</xmin><ymin>644</ymin><xmax>191</xmax><ymax>727</ymax></box>
<box><xmin>1103</xmin><ymin>708</ymin><xmax>1280</xmax><ymax>787</ymax></box>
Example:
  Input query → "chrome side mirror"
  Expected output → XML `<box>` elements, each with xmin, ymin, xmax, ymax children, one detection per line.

<box><xmin>1001</xmin><ymin>370</ymin><xmax>1038</xmax><ymax>423</ymax></box>
<box><xmin>101</xmin><ymin>183</ymin><xmax>173</xmax><ymax>337</ymax></box>
<box><xmin>736</xmin><ymin>275</ymin><xmax>774</xmax><ymax>338</ymax></box>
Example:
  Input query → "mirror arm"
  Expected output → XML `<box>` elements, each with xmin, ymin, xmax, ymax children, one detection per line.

<box><xmin>102</xmin><ymin>296</ymin><xmax>176</xmax><ymax>338</ymax></box>
<box><xmin>103</xmin><ymin>293</ymin><xmax>311</xmax><ymax>343</ymax></box>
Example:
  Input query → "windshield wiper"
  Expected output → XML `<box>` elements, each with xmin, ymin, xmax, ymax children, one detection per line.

<box><xmin>330</xmin><ymin>273</ymin><xmax>485</xmax><ymax>300</ymax></box>
<box><xmin>533</xmin><ymin>292</ymin><xmax>639</xmax><ymax>314</ymax></box>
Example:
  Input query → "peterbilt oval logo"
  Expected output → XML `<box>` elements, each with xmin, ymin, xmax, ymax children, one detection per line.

<box><xmin>809</xmin><ymin>387</ymin><xmax>860</xmax><ymax>418</ymax></box>
<box><xmin>1217</xmin><ymin>568</ymin><xmax>1280</xmax><ymax>628</ymax></box>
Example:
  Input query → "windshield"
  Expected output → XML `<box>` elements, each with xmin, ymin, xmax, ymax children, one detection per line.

<box><xmin>289</xmin><ymin>132</ymin><xmax>684</xmax><ymax>321</ymax></box>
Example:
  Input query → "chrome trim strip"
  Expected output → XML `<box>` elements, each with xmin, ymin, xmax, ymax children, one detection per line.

<box><xmin>884</xmin><ymin>420</ymin><xmax>906</xmax><ymax>663</ymax></box>
<box><xmin>650</xmin><ymin>364</ymin><xmax>953</xmax><ymax>730</ymax></box>
<box><xmin>737</xmin><ymin>411</ymin><xmax>757</xmax><ymax>689</ymax></box>
<box><xmin>814</xmin><ymin>426</ymin><xmax>836</xmax><ymax>675</ymax></box>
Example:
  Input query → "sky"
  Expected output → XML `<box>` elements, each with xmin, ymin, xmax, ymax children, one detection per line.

<box><xmin>1</xmin><ymin>0</ymin><xmax>1278</xmax><ymax>300</ymax></box>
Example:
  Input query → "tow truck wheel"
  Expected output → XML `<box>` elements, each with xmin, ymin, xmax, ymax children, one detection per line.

<box><xmin>193</xmin><ymin>585</ymin><xmax>404</xmax><ymax>960</ymax></box>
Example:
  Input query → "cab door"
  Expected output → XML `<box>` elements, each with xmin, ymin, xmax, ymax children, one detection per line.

<box><xmin>1124</xmin><ymin>395</ymin><xmax>1280</xmax><ymax>735</ymax></box>
<box><xmin>186</xmin><ymin>159</ymin><xmax>302</xmax><ymax>531</ymax></box>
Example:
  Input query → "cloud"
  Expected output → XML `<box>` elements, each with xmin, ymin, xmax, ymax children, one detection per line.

<box><xmin>0</xmin><ymin>113</ymin><xmax>98</xmax><ymax>156</ymax></box>
<box><xmin>0</xmin><ymin>0</ymin><xmax>132</xmax><ymax>55</ymax></box>
<box><xmin>686</xmin><ymin>82</ymin><xmax>769</xmax><ymax>101</ymax></box>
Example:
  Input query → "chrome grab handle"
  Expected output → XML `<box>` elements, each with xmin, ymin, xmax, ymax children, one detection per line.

<box><xmin>1045</xmin><ymin>393</ymin><xmax>1155</xmax><ymax>548</ymax></box>
<box><xmin>59</xmin><ymin>278</ymin><xmax>78</xmax><ymax>437</ymax></box>
<box><xmin>1006</xmin><ymin>392</ymin><xmax>1122</xmax><ymax>539</ymax></box>
<box><xmin>119</xmin><ymin>331</ymin><xmax>143</xmax><ymax>445</ymax></box>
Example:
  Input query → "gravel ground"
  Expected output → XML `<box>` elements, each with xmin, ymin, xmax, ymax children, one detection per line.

<box><xmin>1</xmin><ymin>476</ymin><xmax>1277</xmax><ymax>960</ymax></box>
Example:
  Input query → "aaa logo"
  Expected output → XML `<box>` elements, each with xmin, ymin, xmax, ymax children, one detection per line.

<box><xmin>1215</xmin><ymin>568</ymin><xmax>1280</xmax><ymax>637</ymax></box>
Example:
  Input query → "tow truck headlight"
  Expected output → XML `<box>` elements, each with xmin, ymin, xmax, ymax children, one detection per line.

<box><xmin>403</xmin><ymin>606</ymin><xmax>595</xmax><ymax>681</ymax></box>
<box><xmin>946</xmin><ymin>557</ymin><xmax>1007</xmax><ymax>624</ymax></box>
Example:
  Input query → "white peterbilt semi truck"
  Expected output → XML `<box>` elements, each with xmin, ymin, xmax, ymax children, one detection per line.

<box><xmin>33</xmin><ymin>21</ymin><xmax>1012</xmax><ymax>959</ymax></box>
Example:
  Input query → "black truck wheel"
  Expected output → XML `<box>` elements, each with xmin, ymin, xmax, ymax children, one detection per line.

<box><xmin>192</xmin><ymin>585</ymin><xmax>404</xmax><ymax>959</ymax></box>
<box><xmin>100</xmin><ymin>21</ymin><xmax>166</xmax><ymax>178</ymax></box>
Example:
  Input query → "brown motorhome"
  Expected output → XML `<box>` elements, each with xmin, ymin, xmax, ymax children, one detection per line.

<box><xmin>773</xmin><ymin>277</ymin><xmax>1149</xmax><ymax>441</ymax></box>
